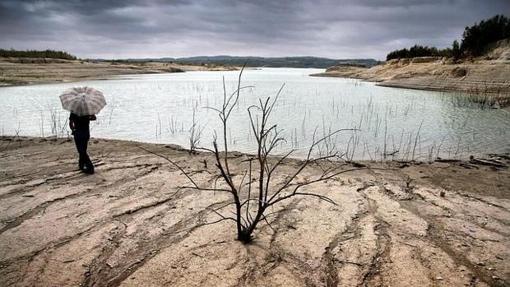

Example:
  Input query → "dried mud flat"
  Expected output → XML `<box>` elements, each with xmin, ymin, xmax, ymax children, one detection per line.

<box><xmin>0</xmin><ymin>137</ymin><xmax>509</xmax><ymax>287</ymax></box>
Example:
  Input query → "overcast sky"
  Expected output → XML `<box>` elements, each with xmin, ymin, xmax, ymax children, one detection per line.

<box><xmin>0</xmin><ymin>0</ymin><xmax>508</xmax><ymax>60</ymax></box>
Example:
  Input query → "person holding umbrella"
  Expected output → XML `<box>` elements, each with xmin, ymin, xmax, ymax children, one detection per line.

<box><xmin>60</xmin><ymin>87</ymin><xmax>106</xmax><ymax>174</ymax></box>
<box><xmin>69</xmin><ymin>113</ymin><xmax>96</xmax><ymax>174</ymax></box>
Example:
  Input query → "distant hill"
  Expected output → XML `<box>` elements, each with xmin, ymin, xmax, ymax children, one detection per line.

<box><xmin>108</xmin><ymin>56</ymin><xmax>380</xmax><ymax>68</ymax></box>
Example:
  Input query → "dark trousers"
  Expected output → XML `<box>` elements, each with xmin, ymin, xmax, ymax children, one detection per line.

<box><xmin>73</xmin><ymin>130</ymin><xmax>94</xmax><ymax>174</ymax></box>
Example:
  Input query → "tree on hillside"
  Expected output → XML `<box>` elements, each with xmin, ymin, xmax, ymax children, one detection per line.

<box><xmin>452</xmin><ymin>40</ymin><xmax>461</xmax><ymax>60</ymax></box>
<box><xmin>386</xmin><ymin>15</ymin><xmax>510</xmax><ymax>61</ymax></box>
<box><xmin>461</xmin><ymin>14</ymin><xmax>510</xmax><ymax>56</ymax></box>
<box><xmin>386</xmin><ymin>45</ymin><xmax>451</xmax><ymax>61</ymax></box>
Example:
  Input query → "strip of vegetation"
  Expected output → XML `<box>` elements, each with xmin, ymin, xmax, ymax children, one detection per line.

<box><xmin>104</xmin><ymin>56</ymin><xmax>380</xmax><ymax>69</ymax></box>
<box><xmin>386</xmin><ymin>14</ymin><xmax>509</xmax><ymax>60</ymax></box>
<box><xmin>171</xmin><ymin>56</ymin><xmax>380</xmax><ymax>68</ymax></box>
<box><xmin>0</xmin><ymin>49</ymin><xmax>77</xmax><ymax>60</ymax></box>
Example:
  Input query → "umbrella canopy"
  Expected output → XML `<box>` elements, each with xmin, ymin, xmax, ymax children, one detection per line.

<box><xmin>59</xmin><ymin>87</ymin><xmax>106</xmax><ymax>116</ymax></box>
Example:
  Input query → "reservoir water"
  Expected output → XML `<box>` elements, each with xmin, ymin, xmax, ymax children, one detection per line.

<box><xmin>0</xmin><ymin>68</ymin><xmax>508</xmax><ymax>160</ymax></box>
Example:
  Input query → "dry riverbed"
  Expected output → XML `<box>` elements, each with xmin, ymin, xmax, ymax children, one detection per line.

<box><xmin>0</xmin><ymin>137</ymin><xmax>509</xmax><ymax>286</ymax></box>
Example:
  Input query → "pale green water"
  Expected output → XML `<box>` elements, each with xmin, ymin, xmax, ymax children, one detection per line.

<box><xmin>0</xmin><ymin>68</ymin><xmax>508</xmax><ymax>160</ymax></box>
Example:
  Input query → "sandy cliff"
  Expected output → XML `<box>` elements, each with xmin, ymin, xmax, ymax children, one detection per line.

<box><xmin>313</xmin><ymin>39</ymin><xmax>510</xmax><ymax>98</ymax></box>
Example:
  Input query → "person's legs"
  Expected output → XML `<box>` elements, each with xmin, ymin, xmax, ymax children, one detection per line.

<box><xmin>74</xmin><ymin>133</ymin><xmax>85</xmax><ymax>170</ymax></box>
<box><xmin>74</xmin><ymin>131</ymin><xmax>94</xmax><ymax>174</ymax></box>
<box><xmin>82</xmin><ymin>136</ymin><xmax>94</xmax><ymax>174</ymax></box>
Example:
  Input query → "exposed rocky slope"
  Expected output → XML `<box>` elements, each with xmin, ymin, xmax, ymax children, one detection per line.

<box><xmin>313</xmin><ymin>39</ymin><xmax>510</xmax><ymax>100</ymax></box>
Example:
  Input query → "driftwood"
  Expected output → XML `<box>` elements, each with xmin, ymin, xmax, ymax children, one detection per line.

<box><xmin>469</xmin><ymin>157</ymin><xmax>507</xmax><ymax>168</ymax></box>
<box><xmin>488</xmin><ymin>154</ymin><xmax>510</xmax><ymax>161</ymax></box>
<box><xmin>435</xmin><ymin>158</ymin><xmax>461</xmax><ymax>163</ymax></box>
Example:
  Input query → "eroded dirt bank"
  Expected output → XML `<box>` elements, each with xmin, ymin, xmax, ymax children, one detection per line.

<box><xmin>0</xmin><ymin>137</ymin><xmax>509</xmax><ymax>287</ymax></box>
<box><xmin>0</xmin><ymin>57</ymin><xmax>236</xmax><ymax>86</ymax></box>
<box><xmin>312</xmin><ymin>60</ymin><xmax>510</xmax><ymax>98</ymax></box>
<box><xmin>311</xmin><ymin>40</ymin><xmax>510</xmax><ymax>100</ymax></box>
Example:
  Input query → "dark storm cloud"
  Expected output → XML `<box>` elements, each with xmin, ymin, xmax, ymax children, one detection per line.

<box><xmin>0</xmin><ymin>0</ymin><xmax>508</xmax><ymax>59</ymax></box>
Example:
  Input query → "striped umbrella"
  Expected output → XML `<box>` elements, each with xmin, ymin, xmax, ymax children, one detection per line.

<box><xmin>59</xmin><ymin>87</ymin><xmax>106</xmax><ymax>116</ymax></box>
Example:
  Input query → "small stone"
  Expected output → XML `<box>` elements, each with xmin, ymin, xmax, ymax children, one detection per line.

<box><xmin>477</xmin><ymin>262</ymin><xmax>485</xmax><ymax>266</ymax></box>
<box><xmin>492</xmin><ymin>275</ymin><xmax>499</xmax><ymax>280</ymax></box>
<box><xmin>439</xmin><ymin>191</ymin><xmax>445</xmax><ymax>197</ymax></box>
<box><xmin>436</xmin><ymin>276</ymin><xmax>443</xmax><ymax>280</ymax></box>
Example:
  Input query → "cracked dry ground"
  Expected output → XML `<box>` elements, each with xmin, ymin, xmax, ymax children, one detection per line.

<box><xmin>0</xmin><ymin>137</ymin><xmax>509</xmax><ymax>287</ymax></box>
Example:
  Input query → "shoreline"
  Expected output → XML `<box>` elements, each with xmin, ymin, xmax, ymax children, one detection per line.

<box><xmin>0</xmin><ymin>71</ymin><xmax>167</xmax><ymax>88</ymax></box>
<box><xmin>310</xmin><ymin>59</ymin><xmax>510</xmax><ymax>102</ymax></box>
<box><xmin>1</xmin><ymin>136</ymin><xmax>509</xmax><ymax>286</ymax></box>
<box><xmin>3</xmin><ymin>56</ymin><xmax>509</xmax><ymax>104</ymax></box>
<box><xmin>2</xmin><ymin>134</ymin><xmax>507</xmax><ymax>163</ymax></box>
<box><xmin>0</xmin><ymin>57</ymin><xmax>238</xmax><ymax>87</ymax></box>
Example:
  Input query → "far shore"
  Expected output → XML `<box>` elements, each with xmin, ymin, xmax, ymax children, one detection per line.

<box><xmin>0</xmin><ymin>57</ymin><xmax>238</xmax><ymax>87</ymax></box>
<box><xmin>310</xmin><ymin>56</ymin><xmax>510</xmax><ymax>103</ymax></box>
<box><xmin>2</xmin><ymin>54</ymin><xmax>510</xmax><ymax>110</ymax></box>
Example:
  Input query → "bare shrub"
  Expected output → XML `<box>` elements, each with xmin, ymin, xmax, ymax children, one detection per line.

<box><xmin>143</xmin><ymin>67</ymin><xmax>357</xmax><ymax>243</ymax></box>
<box><xmin>188</xmin><ymin>103</ymin><xmax>204</xmax><ymax>154</ymax></box>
